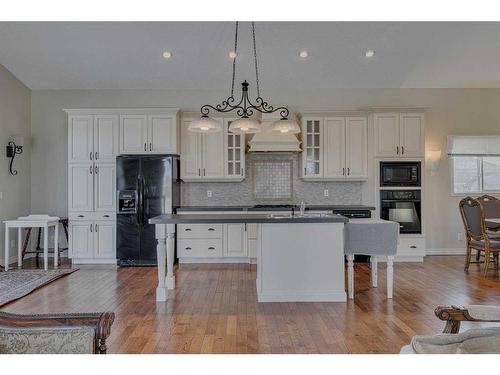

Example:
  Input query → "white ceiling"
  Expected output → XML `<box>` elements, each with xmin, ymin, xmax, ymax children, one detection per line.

<box><xmin>0</xmin><ymin>22</ymin><xmax>500</xmax><ymax>90</ymax></box>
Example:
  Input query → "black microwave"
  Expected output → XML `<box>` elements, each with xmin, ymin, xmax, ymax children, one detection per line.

<box><xmin>380</xmin><ymin>161</ymin><xmax>421</xmax><ymax>187</ymax></box>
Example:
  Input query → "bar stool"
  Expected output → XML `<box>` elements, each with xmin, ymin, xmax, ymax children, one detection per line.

<box><xmin>344</xmin><ymin>218</ymin><xmax>399</xmax><ymax>299</ymax></box>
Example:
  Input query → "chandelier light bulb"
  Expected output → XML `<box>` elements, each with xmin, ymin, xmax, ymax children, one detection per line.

<box><xmin>229</xmin><ymin>51</ymin><xmax>238</xmax><ymax>59</ymax></box>
<box><xmin>162</xmin><ymin>51</ymin><xmax>172</xmax><ymax>59</ymax></box>
<box><xmin>299</xmin><ymin>50</ymin><xmax>308</xmax><ymax>58</ymax></box>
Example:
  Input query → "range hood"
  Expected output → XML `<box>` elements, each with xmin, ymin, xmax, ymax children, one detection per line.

<box><xmin>247</xmin><ymin>115</ymin><xmax>302</xmax><ymax>152</ymax></box>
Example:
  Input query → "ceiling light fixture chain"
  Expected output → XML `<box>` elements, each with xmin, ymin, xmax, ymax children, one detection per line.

<box><xmin>191</xmin><ymin>21</ymin><xmax>298</xmax><ymax>134</ymax></box>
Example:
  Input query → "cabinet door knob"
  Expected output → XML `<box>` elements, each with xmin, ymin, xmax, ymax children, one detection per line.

<box><xmin>90</xmin><ymin>165</ymin><xmax>93</xmax><ymax>174</ymax></box>
<box><xmin>144</xmin><ymin>143</ymin><xmax>147</xmax><ymax>151</ymax></box>
<box><xmin>342</xmin><ymin>168</ymin><xmax>345</xmax><ymax>175</ymax></box>
<box><xmin>95</xmin><ymin>224</ymin><xmax>98</xmax><ymax>232</ymax></box>
<box><xmin>402</xmin><ymin>146</ymin><xmax>405</xmax><ymax>155</ymax></box>
<box><xmin>95</xmin><ymin>166</ymin><xmax>98</xmax><ymax>174</ymax></box>
<box><xmin>396</xmin><ymin>146</ymin><xmax>399</xmax><ymax>155</ymax></box>
<box><xmin>347</xmin><ymin>167</ymin><xmax>350</xmax><ymax>176</ymax></box>
<box><xmin>90</xmin><ymin>224</ymin><xmax>93</xmax><ymax>232</ymax></box>
<box><xmin>90</xmin><ymin>152</ymin><xmax>93</xmax><ymax>160</ymax></box>
<box><xmin>95</xmin><ymin>152</ymin><xmax>98</xmax><ymax>160</ymax></box>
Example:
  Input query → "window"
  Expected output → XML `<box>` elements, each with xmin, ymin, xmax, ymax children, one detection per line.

<box><xmin>448</xmin><ymin>135</ymin><xmax>500</xmax><ymax>194</ymax></box>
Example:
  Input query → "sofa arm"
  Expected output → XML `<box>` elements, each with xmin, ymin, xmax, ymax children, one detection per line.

<box><xmin>435</xmin><ymin>305</ymin><xmax>500</xmax><ymax>334</ymax></box>
<box><xmin>0</xmin><ymin>311</ymin><xmax>114</xmax><ymax>353</ymax></box>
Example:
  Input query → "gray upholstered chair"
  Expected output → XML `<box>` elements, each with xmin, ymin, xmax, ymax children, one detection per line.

<box><xmin>0</xmin><ymin>311</ymin><xmax>114</xmax><ymax>354</ymax></box>
<box><xmin>477</xmin><ymin>195</ymin><xmax>500</xmax><ymax>233</ymax></box>
<box><xmin>401</xmin><ymin>305</ymin><xmax>500</xmax><ymax>354</ymax></box>
<box><xmin>459</xmin><ymin>197</ymin><xmax>500</xmax><ymax>275</ymax></box>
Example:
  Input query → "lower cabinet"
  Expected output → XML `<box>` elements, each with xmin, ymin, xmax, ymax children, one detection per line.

<box><xmin>69</xmin><ymin>218</ymin><xmax>116</xmax><ymax>263</ymax></box>
<box><xmin>177</xmin><ymin>212</ymin><xmax>251</xmax><ymax>263</ymax></box>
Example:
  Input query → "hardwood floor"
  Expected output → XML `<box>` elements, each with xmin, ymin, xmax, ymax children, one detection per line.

<box><xmin>2</xmin><ymin>256</ymin><xmax>500</xmax><ymax>353</ymax></box>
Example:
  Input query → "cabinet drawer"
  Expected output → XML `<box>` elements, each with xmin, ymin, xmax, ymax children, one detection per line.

<box><xmin>177</xmin><ymin>224</ymin><xmax>223</xmax><ymax>239</ymax></box>
<box><xmin>177</xmin><ymin>239</ymin><xmax>223</xmax><ymax>258</ymax></box>
<box><xmin>397</xmin><ymin>236</ymin><xmax>426</xmax><ymax>257</ymax></box>
<box><xmin>70</xmin><ymin>212</ymin><xmax>116</xmax><ymax>221</ymax></box>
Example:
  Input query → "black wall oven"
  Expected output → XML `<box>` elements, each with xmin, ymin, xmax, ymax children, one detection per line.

<box><xmin>380</xmin><ymin>190</ymin><xmax>422</xmax><ymax>234</ymax></box>
<box><xmin>380</xmin><ymin>161</ymin><xmax>421</xmax><ymax>187</ymax></box>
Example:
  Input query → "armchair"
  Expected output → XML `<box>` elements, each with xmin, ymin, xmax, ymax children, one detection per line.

<box><xmin>0</xmin><ymin>311</ymin><xmax>114</xmax><ymax>354</ymax></box>
<box><xmin>401</xmin><ymin>305</ymin><xmax>500</xmax><ymax>354</ymax></box>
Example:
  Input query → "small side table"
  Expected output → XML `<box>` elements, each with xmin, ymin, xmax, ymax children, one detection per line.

<box><xmin>3</xmin><ymin>215</ymin><xmax>60</xmax><ymax>271</ymax></box>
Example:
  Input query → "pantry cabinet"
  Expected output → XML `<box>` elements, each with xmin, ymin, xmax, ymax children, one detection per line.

<box><xmin>66</xmin><ymin>108</ymin><xmax>179</xmax><ymax>264</ymax></box>
<box><xmin>374</xmin><ymin>112</ymin><xmax>424</xmax><ymax>157</ymax></box>
<box><xmin>302</xmin><ymin>115</ymin><xmax>367</xmax><ymax>180</ymax></box>
<box><xmin>180</xmin><ymin>117</ymin><xmax>245</xmax><ymax>181</ymax></box>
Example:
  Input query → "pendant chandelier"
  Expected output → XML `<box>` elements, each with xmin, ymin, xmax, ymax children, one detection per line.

<box><xmin>188</xmin><ymin>22</ymin><xmax>300</xmax><ymax>134</ymax></box>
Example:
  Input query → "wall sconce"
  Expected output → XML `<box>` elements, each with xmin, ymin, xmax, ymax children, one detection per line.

<box><xmin>6</xmin><ymin>136</ymin><xmax>24</xmax><ymax>175</ymax></box>
<box><xmin>426</xmin><ymin>149</ymin><xmax>442</xmax><ymax>176</ymax></box>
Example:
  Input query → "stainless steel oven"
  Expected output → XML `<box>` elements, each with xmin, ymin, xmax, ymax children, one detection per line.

<box><xmin>380</xmin><ymin>190</ymin><xmax>421</xmax><ymax>234</ymax></box>
<box><xmin>380</xmin><ymin>161</ymin><xmax>421</xmax><ymax>187</ymax></box>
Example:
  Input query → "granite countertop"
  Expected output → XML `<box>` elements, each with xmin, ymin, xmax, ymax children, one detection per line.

<box><xmin>175</xmin><ymin>205</ymin><xmax>376</xmax><ymax>212</ymax></box>
<box><xmin>150</xmin><ymin>213</ymin><xmax>349</xmax><ymax>225</ymax></box>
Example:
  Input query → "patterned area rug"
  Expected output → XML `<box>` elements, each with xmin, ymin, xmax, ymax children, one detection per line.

<box><xmin>0</xmin><ymin>269</ymin><xmax>78</xmax><ymax>307</ymax></box>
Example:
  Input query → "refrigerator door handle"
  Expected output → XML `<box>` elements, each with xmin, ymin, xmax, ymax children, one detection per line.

<box><xmin>136</xmin><ymin>176</ymin><xmax>142</xmax><ymax>225</ymax></box>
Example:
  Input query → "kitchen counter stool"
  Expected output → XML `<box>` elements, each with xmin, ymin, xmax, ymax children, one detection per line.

<box><xmin>344</xmin><ymin>218</ymin><xmax>399</xmax><ymax>299</ymax></box>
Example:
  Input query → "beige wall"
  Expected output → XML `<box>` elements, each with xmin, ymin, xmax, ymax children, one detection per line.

<box><xmin>30</xmin><ymin>88</ymin><xmax>500</xmax><ymax>253</ymax></box>
<box><xmin>0</xmin><ymin>65</ymin><xmax>31</xmax><ymax>266</ymax></box>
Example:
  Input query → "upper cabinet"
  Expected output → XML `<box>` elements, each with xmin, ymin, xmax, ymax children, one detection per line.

<box><xmin>301</xmin><ymin>115</ymin><xmax>367</xmax><ymax>181</ymax></box>
<box><xmin>180</xmin><ymin>117</ymin><xmax>245</xmax><ymax>182</ymax></box>
<box><xmin>119</xmin><ymin>111</ymin><xmax>179</xmax><ymax>154</ymax></box>
<box><xmin>374</xmin><ymin>112</ymin><xmax>424</xmax><ymax>158</ymax></box>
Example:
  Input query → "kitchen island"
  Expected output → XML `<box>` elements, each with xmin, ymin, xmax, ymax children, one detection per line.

<box><xmin>149</xmin><ymin>213</ymin><xmax>348</xmax><ymax>303</ymax></box>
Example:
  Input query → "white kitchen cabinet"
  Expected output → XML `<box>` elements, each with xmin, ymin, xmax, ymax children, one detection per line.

<box><xmin>94</xmin><ymin>162</ymin><xmax>116</xmax><ymax>212</ymax></box>
<box><xmin>181</xmin><ymin>117</ymin><xmax>243</xmax><ymax>181</ymax></box>
<box><xmin>69</xmin><ymin>220</ymin><xmax>116</xmax><ymax>261</ymax></box>
<box><xmin>120</xmin><ymin>115</ymin><xmax>148</xmax><ymax>154</ymax></box>
<box><xmin>225</xmin><ymin>223</ymin><xmax>248</xmax><ymax>257</ymax></box>
<box><xmin>374</xmin><ymin>112</ymin><xmax>424</xmax><ymax>158</ymax></box>
<box><xmin>202</xmin><ymin>130</ymin><xmax>225</xmax><ymax>179</ymax></box>
<box><xmin>148</xmin><ymin>115</ymin><xmax>178</xmax><ymax>154</ymax></box>
<box><xmin>120</xmin><ymin>114</ymin><xmax>179</xmax><ymax>154</ymax></box>
<box><xmin>345</xmin><ymin>117</ymin><xmax>368</xmax><ymax>178</ymax></box>
<box><xmin>68</xmin><ymin>115</ymin><xmax>93</xmax><ymax>162</ymax></box>
<box><xmin>323</xmin><ymin>117</ymin><xmax>346</xmax><ymax>178</ymax></box>
<box><xmin>302</xmin><ymin>115</ymin><xmax>367</xmax><ymax>180</ymax></box>
<box><xmin>224</xmin><ymin>119</ymin><xmax>245</xmax><ymax>180</ymax></box>
<box><xmin>94</xmin><ymin>221</ymin><xmax>116</xmax><ymax>259</ymax></box>
<box><xmin>68</xmin><ymin>163</ymin><xmax>94</xmax><ymax>212</ymax></box>
<box><xmin>69</xmin><ymin>221</ymin><xmax>93</xmax><ymax>259</ymax></box>
<box><xmin>94</xmin><ymin>115</ymin><xmax>119</xmax><ymax>162</ymax></box>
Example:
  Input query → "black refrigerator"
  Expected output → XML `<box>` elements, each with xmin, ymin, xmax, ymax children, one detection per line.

<box><xmin>116</xmin><ymin>155</ymin><xmax>180</xmax><ymax>266</ymax></box>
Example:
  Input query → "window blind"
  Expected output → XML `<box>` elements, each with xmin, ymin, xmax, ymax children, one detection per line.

<box><xmin>447</xmin><ymin>135</ymin><xmax>500</xmax><ymax>156</ymax></box>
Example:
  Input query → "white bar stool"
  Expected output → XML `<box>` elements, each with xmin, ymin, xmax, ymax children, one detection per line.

<box><xmin>344</xmin><ymin>218</ymin><xmax>399</xmax><ymax>299</ymax></box>
<box><xmin>3</xmin><ymin>215</ymin><xmax>60</xmax><ymax>271</ymax></box>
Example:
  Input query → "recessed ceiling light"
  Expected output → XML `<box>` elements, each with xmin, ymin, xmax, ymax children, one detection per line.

<box><xmin>163</xmin><ymin>51</ymin><xmax>172</xmax><ymax>59</ymax></box>
<box><xmin>299</xmin><ymin>50</ymin><xmax>308</xmax><ymax>58</ymax></box>
<box><xmin>365</xmin><ymin>49</ymin><xmax>375</xmax><ymax>58</ymax></box>
<box><xmin>229</xmin><ymin>51</ymin><xmax>238</xmax><ymax>59</ymax></box>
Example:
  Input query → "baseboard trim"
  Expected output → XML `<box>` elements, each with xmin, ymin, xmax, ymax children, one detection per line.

<box><xmin>179</xmin><ymin>257</ymin><xmax>253</xmax><ymax>264</ymax></box>
<box><xmin>426</xmin><ymin>248</ymin><xmax>465</xmax><ymax>256</ymax></box>
<box><xmin>71</xmin><ymin>258</ymin><xmax>117</xmax><ymax>265</ymax></box>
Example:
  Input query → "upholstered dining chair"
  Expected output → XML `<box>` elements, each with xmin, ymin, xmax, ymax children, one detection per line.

<box><xmin>459</xmin><ymin>197</ymin><xmax>500</xmax><ymax>276</ymax></box>
<box><xmin>0</xmin><ymin>311</ymin><xmax>114</xmax><ymax>354</ymax></box>
<box><xmin>477</xmin><ymin>195</ymin><xmax>500</xmax><ymax>233</ymax></box>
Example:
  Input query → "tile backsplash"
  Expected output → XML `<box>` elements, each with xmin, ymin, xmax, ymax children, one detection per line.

<box><xmin>181</xmin><ymin>153</ymin><xmax>362</xmax><ymax>206</ymax></box>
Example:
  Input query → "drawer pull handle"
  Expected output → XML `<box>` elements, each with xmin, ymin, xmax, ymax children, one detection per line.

<box><xmin>103</xmin><ymin>215</ymin><xmax>110</xmax><ymax>218</ymax></box>
<box><xmin>208</xmin><ymin>228</ymin><xmax>215</xmax><ymax>231</ymax></box>
<box><xmin>208</xmin><ymin>247</ymin><xmax>215</xmax><ymax>250</ymax></box>
<box><xmin>185</xmin><ymin>247</ymin><xmax>192</xmax><ymax>250</ymax></box>
<box><xmin>410</xmin><ymin>245</ymin><xmax>417</xmax><ymax>249</ymax></box>
<box><xmin>78</xmin><ymin>215</ymin><xmax>84</xmax><ymax>218</ymax></box>
<box><xmin>185</xmin><ymin>228</ymin><xmax>192</xmax><ymax>231</ymax></box>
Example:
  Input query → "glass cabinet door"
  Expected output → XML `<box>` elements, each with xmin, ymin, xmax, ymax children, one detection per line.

<box><xmin>304</xmin><ymin>119</ymin><xmax>322</xmax><ymax>176</ymax></box>
<box><xmin>225</xmin><ymin>120</ymin><xmax>245</xmax><ymax>178</ymax></box>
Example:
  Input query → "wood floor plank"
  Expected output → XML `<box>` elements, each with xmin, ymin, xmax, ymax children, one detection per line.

<box><xmin>2</xmin><ymin>256</ymin><xmax>500</xmax><ymax>353</ymax></box>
